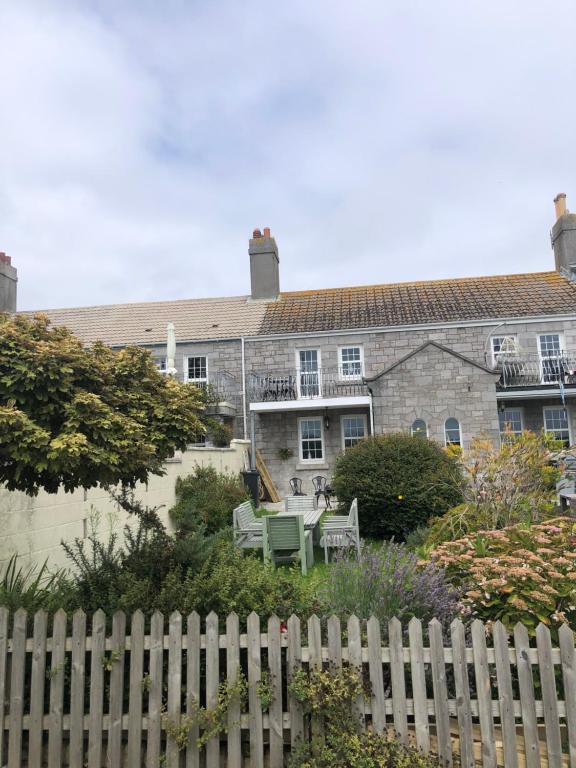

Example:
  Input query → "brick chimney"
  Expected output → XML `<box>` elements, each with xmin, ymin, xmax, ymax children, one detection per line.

<box><xmin>248</xmin><ymin>227</ymin><xmax>280</xmax><ymax>300</ymax></box>
<box><xmin>0</xmin><ymin>252</ymin><xmax>17</xmax><ymax>313</ymax></box>
<box><xmin>551</xmin><ymin>193</ymin><xmax>576</xmax><ymax>275</ymax></box>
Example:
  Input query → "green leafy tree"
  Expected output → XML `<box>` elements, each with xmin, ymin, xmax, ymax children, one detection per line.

<box><xmin>0</xmin><ymin>313</ymin><xmax>204</xmax><ymax>494</ymax></box>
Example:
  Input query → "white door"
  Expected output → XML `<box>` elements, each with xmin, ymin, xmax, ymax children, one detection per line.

<box><xmin>538</xmin><ymin>334</ymin><xmax>563</xmax><ymax>383</ymax></box>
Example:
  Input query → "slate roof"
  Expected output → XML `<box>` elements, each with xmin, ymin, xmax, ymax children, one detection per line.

<box><xmin>29</xmin><ymin>295</ymin><xmax>267</xmax><ymax>346</ymax></box>
<box><xmin>26</xmin><ymin>271</ymin><xmax>576</xmax><ymax>345</ymax></box>
<box><xmin>259</xmin><ymin>271</ymin><xmax>576</xmax><ymax>335</ymax></box>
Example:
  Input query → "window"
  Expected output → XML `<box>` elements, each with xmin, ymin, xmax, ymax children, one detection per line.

<box><xmin>444</xmin><ymin>417</ymin><xmax>461</xmax><ymax>446</ymax></box>
<box><xmin>155</xmin><ymin>358</ymin><xmax>167</xmax><ymax>373</ymax></box>
<box><xmin>299</xmin><ymin>418</ymin><xmax>324</xmax><ymax>461</ymax></box>
<box><xmin>411</xmin><ymin>419</ymin><xmax>428</xmax><ymax>438</ymax></box>
<box><xmin>298</xmin><ymin>350</ymin><xmax>320</xmax><ymax>397</ymax></box>
<box><xmin>341</xmin><ymin>415</ymin><xmax>367</xmax><ymax>449</ymax></box>
<box><xmin>498</xmin><ymin>408</ymin><xmax>523</xmax><ymax>441</ymax></box>
<box><xmin>543</xmin><ymin>407</ymin><xmax>570</xmax><ymax>446</ymax></box>
<box><xmin>538</xmin><ymin>334</ymin><xmax>564</xmax><ymax>383</ymax></box>
<box><xmin>339</xmin><ymin>347</ymin><xmax>363</xmax><ymax>379</ymax></box>
<box><xmin>491</xmin><ymin>335</ymin><xmax>518</xmax><ymax>365</ymax></box>
<box><xmin>186</xmin><ymin>356</ymin><xmax>208</xmax><ymax>388</ymax></box>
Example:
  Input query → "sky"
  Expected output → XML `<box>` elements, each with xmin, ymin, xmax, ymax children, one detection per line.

<box><xmin>2</xmin><ymin>1</ymin><xmax>576</xmax><ymax>311</ymax></box>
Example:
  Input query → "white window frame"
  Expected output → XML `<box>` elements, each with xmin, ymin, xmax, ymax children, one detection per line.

<box><xmin>498</xmin><ymin>407</ymin><xmax>524</xmax><ymax>440</ymax></box>
<box><xmin>490</xmin><ymin>335</ymin><xmax>518</xmax><ymax>366</ymax></box>
<box><xmin>338</xmin><ymin>345</ymin><xmax>364</xmax><ymax>380</ymax></box>
<box><xmin>298</xmin><ymin>416</ymin><xmax>325</xmax><ymax>462</ymax></box>
<box><xmin>538</xmin><ymin>333</ymin><xmax>565</xmax><ymax>384</ymax></box>
<box><xmin>444</xmin><ymin>417</ymin><xmax>462</xmax><ymax>447</ymax></box>
<box><xmin>411</xmin><ymin>418</ymin><xmax>429</xmax><ymax>438</ymax></box>
<box><xmin>155</xmin><ymin>357</ymin><xmax>167</xmax><ymax>373</ymax></box>
<box><xmin>341</xmin><ymin>413</ymin><xmax>368</xmax><ymax>450</ymax></box>
<box><xmin>296</xmin><ymin>349</ymin><xmax>322</xmax><ymax>398</ymax></box>
<box><xmin>543</xmin><ymin>406</ymin><xmax>571</xmax><ymax>445</ymax></box>
<box><xmin>184</xmin><ymin>355</ymin><xmax>209</xmax><ymax>387</ymax></box>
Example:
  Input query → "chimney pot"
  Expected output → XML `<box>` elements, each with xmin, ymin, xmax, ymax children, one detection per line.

<box><xmin>263</xmin><ymin>227</ymin><xmax>271</xmax><ymax>238</ymax></box>
<box><xmin>554</xmin><ymin>193</ymin><xmax>567</xmax><ymax>220</ymax></box>
<box><xmin>252</xmin><ymin>228</ymin><xmax>262</xmax><ymax>238</ymax></box>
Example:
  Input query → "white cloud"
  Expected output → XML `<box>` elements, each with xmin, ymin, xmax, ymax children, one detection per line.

<box><xmin>1</xmin><ymin>0</ymin><xmax>576</xmax><ymax>310</ymax></box>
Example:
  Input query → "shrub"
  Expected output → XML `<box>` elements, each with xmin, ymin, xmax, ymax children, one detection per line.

<box><xmin>429</xmin><ymin>517</ymin><xmax>576</xmax><ymax>633</ymax></box>
<box><xmin>320</xmin><ymin>542</ymin><xmax>461</xmax><ymax>631</ymax></box>
<box><xmin>423</xmin><ymin>431</ymin><xmax>560</xmax><ymax>550</ymax></box>
<box><xmin>331</xmin><ymin>433</ymin><xmax>463</xmax><ymax>539</ymax></box>
<box><xmin>208</xmin><ymin>420</ymin><xmax>233</xmax><ymax>448</ymax></box>
<box><xmin>288</xmin><ymin>665</ymin><xmax>443</xmax><ymax>768</ymax></box>
<box><xmin>170</xmin><ymin>466</ymin><xmax>248</xmax><ymax>534</ymax></box>
<box><xmin>0</xmin><ymin>554</ymin><xmax>71</xmax><ymax>612</ymax></box>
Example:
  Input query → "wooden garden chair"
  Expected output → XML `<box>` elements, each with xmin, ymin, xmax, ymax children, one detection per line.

<box><xmin>233</xmin><ymin>500</ymin><xmax>263</xmax><ymax>549</ymax></box>
<box><xmin>320</xmin><ymin>498</ymin><xmax>361</xmax><ymax>562</ymax></box>
<box><xmin>263</xmin><ymin>514</ymin><xmax>314</xmax><ymax>576</ymax></box>
<box><xmin>284</xmin><ymin>495</ymin><xmax>316</xmax><ymax>513</ymax></box>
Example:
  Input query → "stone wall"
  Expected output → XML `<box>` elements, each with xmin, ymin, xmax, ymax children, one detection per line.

<box><xmin>0</xmin><ymin>441</ymin><xmax>250</xmax><ymax>569</ymax></box>
<box><xmin>369</xmin><ymin>343</ymin><xmax>501</xmax><ymax>448</ymax></box>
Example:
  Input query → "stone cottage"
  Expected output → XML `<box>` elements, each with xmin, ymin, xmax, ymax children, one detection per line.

<box><xmin>4</xmin><ymin>194</ymin><xmax>576</xmax><ymax>497</ymax></box>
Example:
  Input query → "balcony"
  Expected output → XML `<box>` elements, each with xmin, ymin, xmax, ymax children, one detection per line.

<box><xmin>248</xmin><ymin>368</ymin><xmax>369</xmax><ymax>404</ymax></box>
<box><xmin>497</xmin><ymin>354</ymin><xmax>576</xmax><ymax>390</ymax></box>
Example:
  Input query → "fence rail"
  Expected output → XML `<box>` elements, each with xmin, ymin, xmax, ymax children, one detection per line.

<box><xmin>0</xmin><ymin>608</ymin><xmax>574</xmax><ymax>768</ymax></box>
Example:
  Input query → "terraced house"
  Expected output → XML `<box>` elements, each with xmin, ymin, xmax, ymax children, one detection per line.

<box><xmin>5</xmin><ymin>194</ymin><xmax>576</xmax><ymax>496</ymax></box>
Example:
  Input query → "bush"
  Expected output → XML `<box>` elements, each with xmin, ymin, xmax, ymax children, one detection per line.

<box><xmin>0</xmin><ymin>554</ymin><xmax>71</xmax><ymax>613</ymax></box>
<box><xmin>429</xmin><ymin>517</ymin><xmax>576</xmax><ymax>633</ymax></box>
<box><xmin>424</xmin><ymin>431</ymin><xmax>560</xmax><ymax>550</ymax></box>
<box><xmin>170</xmin><ymin>466</ymin><xmax>248</xmax><ymax>534</ymax></box>
<box><xmin>319</xmin><ymin>542</ymin><xmax>461</xmax><ymax>631</ymax></box>
<box><xmin>288</xmin><ymin>665</ymin><xmax>443</xmax><ymax>768</ymax></box>
<box><xmin>208</xmin><ymin>420</ymin><xmax>233</xmax><ymax>448</ymax></box>
<box><xmin>331</xmin><ymin>433</ymin><xmax>463</xmax><ymax>539</ymax></box>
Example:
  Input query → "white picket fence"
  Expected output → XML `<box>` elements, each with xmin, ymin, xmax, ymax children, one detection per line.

<box><xmin>0</xmin><ymin>607</ymin><xmax>575</xmax><ymax>767</ymax></box>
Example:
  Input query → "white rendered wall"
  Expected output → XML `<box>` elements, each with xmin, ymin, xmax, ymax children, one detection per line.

<box><xmin>0</xmin><ymin>441</ymin><xmax>250</xmax><ymax>569</ymax></box>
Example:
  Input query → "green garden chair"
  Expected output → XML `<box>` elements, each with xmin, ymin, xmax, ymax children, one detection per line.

<box><xmin>320</xmin><ymin>498</ymin><xmax>361</xmax><ymax>562</ymax></box>
<box><xmin>263</xmin><ymin>514</ymin><xmax>314</xmax><ymax>575</ymax></box>
<box><xmin>233</xmin><ymin>500</ymin><xmax>263</xmax><ymax>549</ymax></box>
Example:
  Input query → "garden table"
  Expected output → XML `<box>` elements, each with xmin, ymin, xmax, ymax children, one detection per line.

<box><xmin>277</xmin><ymin>507</ymin><xmax>323</xmax><ymax>544</ymax></box>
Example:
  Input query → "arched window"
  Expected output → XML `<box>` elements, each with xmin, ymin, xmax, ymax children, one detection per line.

<box><xmin>444</xmin><ymin>417</ymin><xmax>461</xmax><ymax>446</ymax></box>
<box><xmin>411</xmin><ymin>419</ymin><xmax>427</xmax><ymax>438</ymax></box>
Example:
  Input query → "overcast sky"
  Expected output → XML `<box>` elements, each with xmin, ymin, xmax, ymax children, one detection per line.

<box><xmin>2</xmin><ymin>1</ymin><xmax>576</xmax><ymax>310</ymax></box>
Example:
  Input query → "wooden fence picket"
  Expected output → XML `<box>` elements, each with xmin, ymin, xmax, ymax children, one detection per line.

<box><xmin>247</xmin><ymin>612</ymin><xmax>264</xmax><ymax>768</ymax></box>
<box><xmin>0</xmin><ymin>608</ymin><xmax>572</xmax><ymax>768</ymax></box>
<box><xmin>146</xmin><ymin>611</ymin><xmax>164</xmax><ymax>768</ymax></box>
<box><xmin>536</xmin><ymin>623</ymin><xmax>562</xmax><ymax>768</ymax></box>
<box><xmin>69</xmin><ymin>610</ymin><xmax>87</xmax><ymax>768</ymax></box>
<box><xmin>28</xmin><ymin>610</ymin><xmax>48</xmax><ymax>768</ymax></box>
<box><xmin>450</xmin><ymin>619</ymin><xmax>473</xmax><ymax>768</ymax></box>
<box><xmin>166</xmin><ymin>611</ymin><xmax>183</xmax><ymax>768</ymax></box>
<box><xmin>367</xmin><ymin>616</ymin><xmax>386</xmax><ymax>734</ymax></box>
<box><xmin>7</xmin><ymin>608</ymin><xmax>27</xmax><ymax>768</ymax></box>
<box><xmin>268</xmin><ymin>615</ymin><xmax>284</xmax><ymax>768</ymax></box>
<box><xmin>107</xmin><ymin>611</ymin><xmax>127</xmax><ymax>768</ymax></box>
<box><xmin>559</xmin><ymin>623</ymin><xmax>576</xmax><ymax>768</ymax></box>
<box><xmin>389</xmin><ymin>616</ymin><xmax>408</xmax><ymax>743</ymax></box>
<box><xmin>48</xmin><ymin>608</ymin><xmax>67</xmax><ymax>768</ymax></box>
<box><xmin>127</xmin><ymin>610</ymin><xmax>145</xmax><ymax>768</ymax></box>
<box><xmin>493</xmin><ymin>622</ymin><xmax>518</xmax><ymax>768</ymax></box>
<box><xmin>87</xmin><ymin>609</ymin><xmax>106</xmax><ymax>768</ymax></box>
<box><xmin>186</xmin><ymin>612</ymin><xmax>201</xmax><ymax>768</ymax></box>
<box><xmin>513</xmin><ymin>623</ymin><xmax>541</xmax><ymax>768</ymax></box>
<box><xmin>429</xmin><ymin>618</ymin><xmax>452</xmax><ymax>768</ymax></box>
<box><xmin>0</xmin><ymin>607</ymin><xmax>9</xmax><ymax>767</ymax></box>
<box><xmin>287</xmin><ymin>614</ymin><xmax>304</xmax><ymax>747</ymax></box>
<box><xmin>409</xmin><ymin>617</ymin><xmax>430</xmax><ymax>754</ymax></box>
<box><xmin>226</xmin><ymin>612</ymin><xmax>242</xmax><ymax>768</ymax></box>
<box><xmin>206</xmin><ymin>611</ymin><xmax>221</xmax><ymax>768</ymax></box>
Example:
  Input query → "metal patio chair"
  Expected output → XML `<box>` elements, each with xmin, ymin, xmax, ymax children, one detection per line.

<box><xmin>289</xmin><ymin>477</ymin><xmax>305</xmax><ymax>496</ymax></box>
<box><xmin>312</xmin><ymin>475</ymin><xmax>332</xmax><ymax>508</ymax></box>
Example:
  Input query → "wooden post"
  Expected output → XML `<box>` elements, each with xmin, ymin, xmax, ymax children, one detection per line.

<box><xmin>268</xmin><ymin>615</ymin><xmax>284</xmax><ymax>767</ymax></box>
<box><xmin>327</xmin><ymin>615</ymin><xmax>342</xmax><ymax>669</ymax></box>
<box><xmin>493</xmin><ymin>621</ymin><xmax>518</xmax><ymax>768</ymax></box>
<box><xmin>471</xmin><ymin>619</ymin><xmax>496</xmax><ymax>768</ymax></box>
<box><xmin>0</xmin><ymin>607</ymin><xmax>9</xmax><ymax>767</ymax></box>
<box><xmin>559</xmin><ymin>623</ymin><xmax>576</xmax><ymax>768</ymax></box>
<box><xmin>107</xmin><ymin>611</ymin><xmax>126</xmax><ymax>768</ymax></box>
<box><xmin>88</xmin><ymin>609</ymin><xmax>106</xmax><ymax>768</ymax></box>
<box><xmin>186</xmin><ymin>612</ymin><xmax>201</xmax><ymax>768</ymax></box>
<box><xmin>69</xmin><ymin>610</ymin><xmax>87</xmax><ymax>768</ymax></box>
<box><xmin>146</xmin><ymin>611</ymin><xmax>164</xmax><ymax>768</ymax></box>
<box><xmin>166</xmin><ymin>612</ymin><xmax>183</xmax><ymax>768</ymax></box>
<box><xmin>287</xmin><ymin>615</ymin><xmax>304</xmax><ymax>748</ymax></box>
<box><xmin>48</xmin><ymin>608</ymin><xmax>67</xmax><ymax>768</ymax></box>
<box><xmin>513</xmin><ymin>623</ymin><xmax>541</xmax><ymax>768</ymax></box>
<box><xmin>536</xmin><ymin>623</ymin><xmax>562</xmax><ymax>768</ymax></box>
<box><xmin>8</xmin><ymin>608</ymin><xmax>27</xmax><ymax>768</ymax></box>
<box><xmin>28</xmin><ymin>610</ymin><xmax>48</xmax><ymax>768</ymax></box>
<box><xmin>409</xmin><ymin>617</ymin><xmax>430</xmax><ymax>754</ymax></box>
<box><xmin>347</xmin><ymin>615</ymin><xmax>364</xmax><ymax>728</ymax></box>
<box><xmin>226</xmin><ymin>613</ymin><xmax>242</xmax><ymax>768</ymax></box>
<box><xmin>450</xmin><ymin>619</ymin><xmax>473</xmax><ymax>768</ymax></box>
<box><xmin>429</xmin><ymin>618</ymin><xmax>452</xmax><ymax>768</ymax></box>
<box><xmin>247</xmin><ymin>612</ymin><xmax>264</xmax><ymax>768</ymax></box>
<box><xmin>127</xmin><ymin>610</ymin><xmax>145</xmax><ymax>768</ymax></box>
<box><xmin>367</xmin><ymin>616</ymin><xmax>386</xmax><ymax>734</ymax></box>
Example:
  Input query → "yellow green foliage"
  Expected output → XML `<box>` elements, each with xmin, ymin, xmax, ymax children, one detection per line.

<box><xmin>0</xmin><ymin>313</ymin><xmax>204</xmax><ymax>493</ymax></box>
<box><xmin>429</xmin><ymin>517</ymin><xmax>576</xmax><ymax>633</ymax></box>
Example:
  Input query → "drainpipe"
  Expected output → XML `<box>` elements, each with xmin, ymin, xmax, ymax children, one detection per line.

<box><xmin>250</xmin><ymin>411</ymin><xmax>257</xmax><ymax>470</ymax></box>
<box><xmin>367</xmin><ymin>386</ymin><xmax>375</xmax><ymax>435</ymax></box>
<box><xmin>241</xmin><ymin>336</ymin><xmax>248</xmax><ymax>440</ymax></box>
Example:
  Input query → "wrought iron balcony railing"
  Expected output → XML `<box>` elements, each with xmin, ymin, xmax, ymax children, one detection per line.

<box><xmin>248</xmin><ymin>368</ymin><xmax>368</xmax><ymax>402</ymax></box>
<box><xmin>497</xmin><ymin>354</ymin><xmax>576</xmax><ymax>388</ymax></box>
